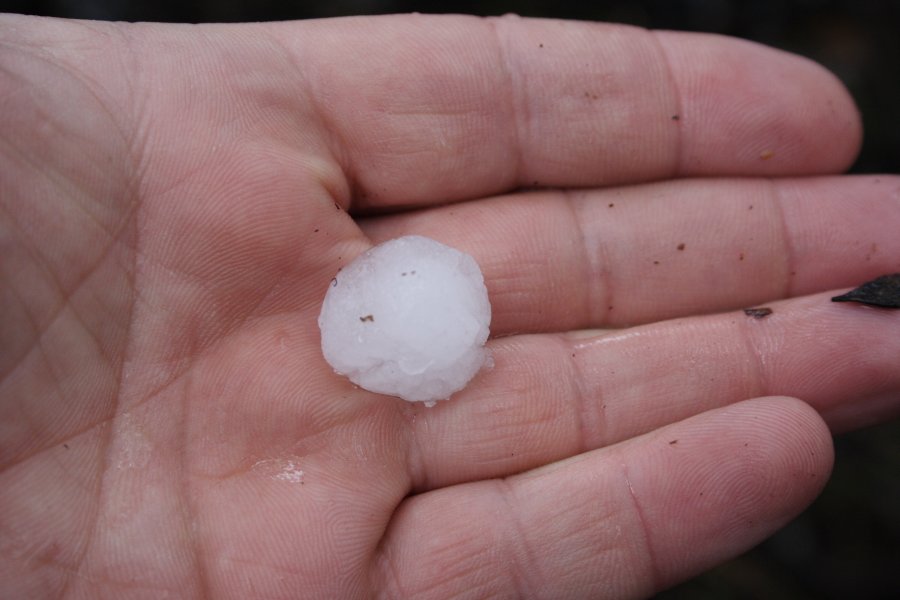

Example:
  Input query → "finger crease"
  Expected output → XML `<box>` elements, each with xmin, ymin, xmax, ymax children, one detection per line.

<box><xmin>561</xmin><ymin>333</ymin><xmax>607</xmax><ymax>452</ymax></box>
<box><xmin>619</xmin><ymin>458</ymin><xmax>662</xmax><ymax>591</ymax></box>
<box><xmin>766</xmin><ymin>179</ymin><xmax>797</xmax><ymax>298</ymax></box>
<box><xmin>562</xmin><ymin>189</ymin><xmax>604</xmax><ymax>327</ymax></box>
<box><xmin>649</xmin><ymin>31</ymin><xmax>685</xmax><ymax>178</ymax></box>
<box><xmin>406</xmin><ymin>406</ymin><xmax>430</xmax><ymax>493</ymax></box>
<box><xmin>735</xmin><ymin>308</ymin><xmax>771</xmax><ymax>400</ymax></box>
<box><xmin>495</xmin><ymin>478</ymin><xmax>541</xmax><ymax>597</ymax></box>
<box><xmin>489</xmin><ymin>16</ymin><xmax>528</xmax><ymax>189</ymax></box>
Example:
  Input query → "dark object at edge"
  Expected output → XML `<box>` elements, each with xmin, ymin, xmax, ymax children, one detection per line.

<box><xmin>831</xmin><ymin>273</ymin><xmax>900</xmax><ymax>308</ymax></box>
<box><xmin>744</xmin><ymin>307</ymin><xmax>773</xmax><ymax>319</ymax></box>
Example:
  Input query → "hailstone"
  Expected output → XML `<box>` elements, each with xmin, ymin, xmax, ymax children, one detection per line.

<box><xmin>318</xmin><ymin>235</ymin><xmax>492</xmax><ymax>405</ymax></box>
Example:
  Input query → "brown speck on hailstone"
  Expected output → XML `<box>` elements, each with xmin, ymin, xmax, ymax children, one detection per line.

<box><xmin>743</xmin><ymin>307</ymin><xmax>773</xmax><ymax>319</ymax></box>
<box><xmin>831</xmin><ymin>273</ymin><xmax>900</xmax><ymax>308</ymax></box>
<box><xmin>331</xmin><ymin>277</ymin><xmax>338</xmax><ymax>287</ymax></box>
<box><xmin>360</xmin><ymin>315</ymin><xmax>374</xmax><ymax>322</ymax></box>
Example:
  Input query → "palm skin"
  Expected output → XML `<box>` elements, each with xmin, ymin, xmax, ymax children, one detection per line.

<box><xmin>2</xmin><ymin>13</ymin><xmax>899</xmax><ymax>599</ymax></box>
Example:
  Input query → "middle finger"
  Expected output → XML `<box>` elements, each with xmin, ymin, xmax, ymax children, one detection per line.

<box><xmin>362</xmin><ymin>174</ymin><xmax>900</xmax><ymax>334</ymax></box>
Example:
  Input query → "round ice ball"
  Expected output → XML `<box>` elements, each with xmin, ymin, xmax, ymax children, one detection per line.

<box><xmin>318</xmin><ymin>235</ymin><xmax>491</xmax><ymax>404</ymax></box>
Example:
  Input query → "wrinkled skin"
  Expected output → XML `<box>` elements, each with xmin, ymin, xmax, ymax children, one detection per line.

<box><xmin>1</xmin><ymin>13</ymin><xmax>899</xmax><ymax>599</ymax></box>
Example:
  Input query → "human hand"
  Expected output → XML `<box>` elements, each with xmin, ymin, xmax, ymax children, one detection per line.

<box><xmin>1</xmin><ymin>13</ymin><xmax>898</xmax><ymax>599</ymax></box>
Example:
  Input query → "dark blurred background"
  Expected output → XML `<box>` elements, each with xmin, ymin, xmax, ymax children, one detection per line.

<box><xmin>3</xmin><ymin>1</ymin><xmax>898</xmax><ymax>598</ymax></box>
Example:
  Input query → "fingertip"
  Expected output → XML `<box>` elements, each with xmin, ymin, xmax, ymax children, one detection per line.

<box><xmin>723</xmin><ymin>396</ymin><xmax>835</xmax><ymax>497</ymax></box>
<box><xmin>655</xmin><ymin>31</ymin><xmax>862</xmax><ymax>175</ymax></box>
<box><xmin>626</xmin><ymin>395</ymin><xmax>834</xmax><ymax>590</ymax></box>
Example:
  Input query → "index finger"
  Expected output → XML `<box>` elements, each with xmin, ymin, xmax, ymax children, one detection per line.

<box><xmin>271</xmin><ymin>15</ymin><xmax>861</xmax><ymax>208</ymax></box>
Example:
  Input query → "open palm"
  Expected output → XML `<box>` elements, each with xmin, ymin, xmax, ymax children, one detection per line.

<box><xmin>2</xmin><ymin>13</ymin><xmax>899</xmax><ymax>599</ymax></box>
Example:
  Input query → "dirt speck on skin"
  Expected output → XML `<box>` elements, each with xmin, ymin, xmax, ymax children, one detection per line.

<box><xmin>677</xmin><ymin>243</ymin><xmax>685</xmax><ymax>251</ymax></box>
<box><xmin>865</xmin><ymin>243</ymin><xmax>879</xmax><ymax>261</ymax></box>
<box><xmin>671</xmin><ymin>114</ymin><xmax>680</xmax><ymax>121</ymax></box>
<box><xmin>669</xmin><ymin>439</ymin><xmax>678</xmax><ymax>445</ymax></box>
<box><xmin>744</xmin><ymin>307</ymin><xmax>773</xmax><ymax>319</ymax></box>
<box><xmin>760</xmin><ymin>149</ymin><xmax>775</xmax><ymax>160</ymax></box>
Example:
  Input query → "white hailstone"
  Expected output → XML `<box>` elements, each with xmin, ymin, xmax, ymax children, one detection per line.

<box><xmin>318</xmin><ymin>235</ymin><xmax>491</xmax><ymax>405</ymax></box>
